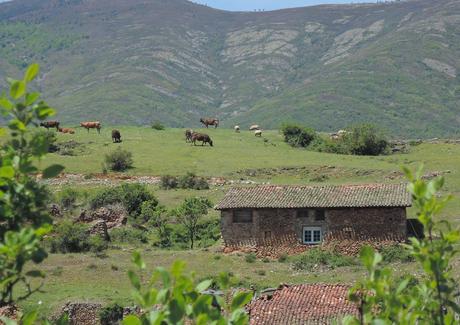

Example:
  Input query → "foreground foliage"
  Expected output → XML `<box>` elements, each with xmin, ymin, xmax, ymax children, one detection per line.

<box><xmin>0</xmin><ymin>64</ymin><xmax>64</xmax><ymax>308</ymax></box>
<box><xmin>345</xmin><ymin>167</ymin><xmax>460</xmax><ymax>324</ymax></box>
<box><xmin>123</xmin><ymin>253</ymin><xmax>252</xmax><ymax>325</ymax></box>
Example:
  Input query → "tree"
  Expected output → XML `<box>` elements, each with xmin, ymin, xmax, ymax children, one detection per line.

<box><xmin>147</xmin><ymin>205</ymin><xmax>171</xmax><ymax>247</ymax></box>
<box><xmin>175</xmin><ymin>198</ymin><xmax>212</xmax><ymax>249</ymax></box>
<box><xmin>280</xmin><ymin>123</ymin><xmax>316</xmax><ymax>148</ymax></box>
<box><xmin>344</xmin><ymin>167</ymin><xmax>460</xmax><ymax>324</ymax></box>
<box><xmin>343</xmin><ymin>123</ymin><xmax>388</xmax><ymax>156</ymax></box>
<box><xmin>124</xmin><ymin>252</ymin><xmax>252</xmax><ymax>325</ymax></box>
<box><xmin>0</xmin><ymin>64</ymin><xmax>64</xmax><ymax>307</ymax></box>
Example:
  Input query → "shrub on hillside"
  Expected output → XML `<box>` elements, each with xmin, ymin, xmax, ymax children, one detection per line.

<box><xmin>104</xmin><ymin>148</ymin><xmax>133</xmax><ymax>172</ymax></box>
<box><xmin>307</xmin><ymin>136</ymin><xmax>349</xmax><ymax>154</ymax></box>
<box><xmin>281</xmin><ymin>124</ymin><xmax>316</xmax><ymax>148</ymax></box>
<box><xmin>57</xmin><ymin>187</ymin><xmax>79</xmax><ymax>210</ymax></box>
<box><xmin>160</xmin><ymin>173</ymin><xmax>209</xmax><ymax>190</ymax></box>
<box><xmin>151</xmin><ymin>122</ymin><xmax>165</xmax><ymax>130</ymax></box>
<box><xmin>160</xmin><ymin>175</ymin><xmax>179</xmax><ymax>190</ymax></box>
<box><xmin>178</xmin><ymin>172</ymin><xmax>209</xmax><ymax>190</ymax></box>
<box><xmin>343</xmin><ymin>123</ymin><xmax>389</xmax><ymax>156</ymax></box>
<box><xmin>136</xmin><ymin>199</ymin><xmax>160</xmax><ymax>225</ymax></box>
<box><xmin>291</xmin><ymin>248</ymin><xmax>356</xmax><ymax>271</ymax></box>
<box><xmin>89</xmin><ymin>184</ymin><xmax>156</xmax><ymax>218</ymax></box>
<box><xmin>110</xmin><ymin>227</ymin><xmax>149</xmax><ymax>245</ymax></box>
<box><xmin>48</xmin><ymin>221</ymin><xmax>107</xmax><ymax>253</ymax></box>
<box><xmin>380</xmin><ymin>244</ymin><xmax>414</xmax><ymax>263</ymax></box>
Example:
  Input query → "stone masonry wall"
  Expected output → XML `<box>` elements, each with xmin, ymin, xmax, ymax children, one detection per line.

<box><xmin>221</xmin><ymin>207</ymin><xmax>407</xmax><ymax>248</ymax></box>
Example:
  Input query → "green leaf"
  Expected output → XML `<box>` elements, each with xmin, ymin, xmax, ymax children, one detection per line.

<box><xmin>128</xmin><ymin>270</ymin><xmax>141</xmax><ymax>290</ymax></box>
<box><xmin>25</xmin><ymin>92</ymin><xmax>40</xmax><ymax>106</ymax></box>
<box><xmin>21</xmin><ymin>310</ymin><xmax>38</xmax><ymax>325</ymax></box>
<box><xmin>8</xmin><ymin>119</ymin><xmax>26</xmax><ymax>131</ymax></box>
<box><xmin>168</xmin><ymin>299</ymin><xmax>185</xmax><ymax>323</ymax></box>
<box><xmin>231</xmin><ymin>291</ymin><xmax>252</xmax><ymax>311</ymax></box>
<box><xmin>42</xmin><ymin>164</ymin><xmax>65</xmax><ymax>179</ymax></box>
<box><xmin>122</xmin><ymin>315</ymin><xmax>142</xmax><ymax>325</ymax></box>
<box><xmin>10</xmin><ymin>80</ymin><xmax>26</xmax><ymax>99</ymax></box>
<box><xmin>196</xmin><ymin>279</ymin><xmax>213</xmax><ymax>293</ymax></box>
<box><xmin>0</xmin><ymin>97</ymin><xmax>13</xmax><ymax>110</ymax></box>
<box><xmin>0</xmin><ymin>166</ymin><xmax>15</xmax><ymax>179</ymax></box>
<box><xmin>24</xmin><ymin>63</ymin><xmax>40</xmax><ymax>82</ymax></box>
<box><xmin>132</xmin><ymin>251</ymin><xmax>146</xmax><ymax>269</ymax></box>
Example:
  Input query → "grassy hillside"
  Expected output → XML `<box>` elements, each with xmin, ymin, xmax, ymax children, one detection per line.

<box><xmin>0</xmin><ymin>0</ymin><xmax>459</xmax><ymax>137</ymax></box>
<box><xmin>40</xmin><ymin>127</ymin><xmax>460</xmax><ymax>222</ymax></box>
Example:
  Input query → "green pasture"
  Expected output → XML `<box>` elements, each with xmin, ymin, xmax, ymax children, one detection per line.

<box><xmin>18</xmin><ymin>127</ymin><xmax>460</xmax><ymax>316</ymax></box>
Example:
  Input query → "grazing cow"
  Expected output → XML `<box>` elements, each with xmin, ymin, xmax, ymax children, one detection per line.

<box><xmin>255</xmin><ymin>130</ymin><xmax>262</xmax><ymax>137</ymax></box>
<box><xmin>80</xmin><ymin>121</ymin><xmax>102</xmax><ymax>133</ymax></box>
<box><xmin>200</xmin><ymin>118</ymin><xmax>219</xmax><ymax>128</ymax></box>
<box><xmin>234</xmin><ymin>126</ymin><xmax>240</xmax><ymax>133</ymax></box>
<box><xmin>112</xmin><ymin>129</ymin><xmax>122</xmax><ymax>143</ymax></box>
<box><xmin>58</xmin><ymin>127</ymin><xmax>75</xmax><ymax>134</ymax></box>
<box><xmin>191</xmin><ymin>133</ymin><xmax>213</xmax><ymax>147</ymax></box>
<box><xmin>249</xmin><ymin>125</ymin><xmax>260</xmax><ymax>131</ymax></box>
<box><xmin>185</xmin><ymin>129</ymin><xmax>194</xmax><ymax>143</ymax></box>
<box><xmin>40</xmin><ymin>121</ymin><xmax>60</xmax><ymax>131</ymax></box>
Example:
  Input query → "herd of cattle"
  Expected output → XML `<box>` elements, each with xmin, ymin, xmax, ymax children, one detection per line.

<box><xmin>40</xmin><ymin>118</ymin><xmax>263</xmax><ymax>148</ymax></box>
<box><xmin>185</xmin><ymin>119</ymin><xmax>262</xmax><ymax>147</ymax></box>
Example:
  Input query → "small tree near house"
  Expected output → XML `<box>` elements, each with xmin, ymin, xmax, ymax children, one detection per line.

<box><xmin>175</xmin><ymin>197</ymin><xmax>212</xmax><ymax>249</ymax></box>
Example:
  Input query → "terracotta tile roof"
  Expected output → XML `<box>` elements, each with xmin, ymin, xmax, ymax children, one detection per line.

<box><xmin>247</xmin><ymin>284</ymin><xmax>358</xmax><ymax>324</ymax></box>
<box><xmin>216</xmin><ymin>183</ymin><xmax>411</xmax><ymax>210</ymax></box>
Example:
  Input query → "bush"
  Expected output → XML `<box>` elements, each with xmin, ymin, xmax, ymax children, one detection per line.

<box><xmin>160</xmin><ymin>175</ymin><xmax>178</xmax><ymax>190</ymax></box>
<box><xmin>278</xmin><ymin>254</ymin><xmax>288</xmax><ymax>263</ymax></box>
<box><xmin>307</xmin><ymin>136</ymin><xmax>349</xmax><ymax>154</ymax></box>
<box><xmin>178</xmin><ymin>172</ymin><xmax>209</xmax><ymax>190</ymax></box>
<box><xmin>58</xmin><ymin>187</ymin><xmax>79</xmax><ymax>210</ymax></box>
<box><xmin>151</xmin><ymin>122</ymin><xmax>165</xmax><ymax>131</ymax></box>
<box><xmin>99</xmin><ymin>303</ymin><xmax>124</xmax><ymax>325</ymax></box>
<box><xmin>88</xmin><ymin>235</ymin><xmax>108</xmax><ymax>254</ymax></box>
<box><xmin>48</xmin><ymin>221</ymin><xmax>89</xmax><ymax>253</ymax></box>
<box><xmin>110</xmin><ymin>227</ymin><xmax>149</xmax><ymax>245</ymax></box>
<box><xmin>380</xmin><ymin>244</ymin><xmax>414</xmax><ymax>263</ymax></box>
<box><xmin>136</xmin><ymin>200</ymin><xmax>160</xmax><ymax>225</ymax></box>
<box><xmin>343</xmin><ymin>123</ymin><xmax>389</xmax><ymax>156</ymax></box>
<box><xmin>104</xmin><ymin>148</ymin><xmax>133</xmax><ymax>172</ymax></box>
<box><xmin>89</xmin><ymin>184</ymin><xmax>156</xmax><ymax>217</ymax></box>
<box><xmin>291</xmin><ymin>248</ymin><xmax>355</xmax><ymax>271</ymax></box>
<box><xmin>160</xmin><ymin>173</ymin><xmax>209</xmax><ymax>190</ymax></box>
<box><xmin>281</xmin><ymin>124</ymin><xmax>316</xmax><ymax>148</ymax></box>
<box><xmin>245</xmin><ymin>253</ymin><xmax>257</xmax><ymax>263</ymax></box>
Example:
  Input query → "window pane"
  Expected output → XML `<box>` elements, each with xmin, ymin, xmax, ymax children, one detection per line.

<box><xmin>233</xmin><ymin>210</ymin><xmax>253</xmax><ymax>223</ymax></box>
<box><xmin>304</xmin><ymin>230</ymin><xmax>312</xmax><ymax>242</ymax></box>
<box><xmin>313</xmin><ymin>230</ymin><xmax>321</xmax><ymax>242</ymax></box>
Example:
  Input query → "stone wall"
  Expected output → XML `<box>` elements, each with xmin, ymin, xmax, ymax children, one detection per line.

<box><xmin>221</xmin><ymin>207</ymin><xmax>407</xmax><ymax>249</ymax></box>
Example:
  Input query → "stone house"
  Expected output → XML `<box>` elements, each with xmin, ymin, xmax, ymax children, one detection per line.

<box><xmin>216</xmin><ymin>184</ymin><xmax>411</xmax><ymax>248</ymax></box>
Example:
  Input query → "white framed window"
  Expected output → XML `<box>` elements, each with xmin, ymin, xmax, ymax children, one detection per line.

<box><xmin>303</xmin><ymin>226</ymin><xmax>322</xmax><ymax>244</ymax></box>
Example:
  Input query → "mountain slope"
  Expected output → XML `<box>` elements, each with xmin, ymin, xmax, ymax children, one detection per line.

<box><xmin>0</xmin><ymin>0</ymin><xmax>459</xmax><ymax>137</ymax></box>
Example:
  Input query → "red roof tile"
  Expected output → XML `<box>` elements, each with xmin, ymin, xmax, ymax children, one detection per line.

<box><xmin>247</xmin><ymin>284</ymin><xmax>358</xmax><ymax>324</ymax></box>
<box><xmin>216</xmin><ymin>183</ymin><xmax>411</xmax><ymax>210</ymax></box>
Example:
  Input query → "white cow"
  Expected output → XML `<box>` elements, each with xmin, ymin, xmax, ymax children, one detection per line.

<box><xmin>254</xmin><ymin>130</ymin><xmax>262</xmax><ymax>137</ymax></box>
<box><xmin>234</xmin><ymin>125</ymin><xmax>240</xmax><ymax>133</ymax></box>
<box><xmin>249</xmin><ymin>125</ymin><xmax>260</xmax><ymax>131</ymax></box>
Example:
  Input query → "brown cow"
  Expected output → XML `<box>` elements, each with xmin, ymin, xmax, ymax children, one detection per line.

<box><xmin>200</xmin><ymin>118</ymin><xmax>219</xmax><ymax>128</ymax></box>
<box><xmin>58</xmin><ymin>127</ymin><xmax>75</xmax><ymax>134</ymax></box>
<box><xmin>80</xmin><ymin>121</ymin><xmax>102</xmax><ymax>133</ymax></box>
<box><xmin>112</xmin><ymin>129</ymin><xmax>122</xmax><ymax>143</ymax></box>
<box><xmin>185</xmin><ymin>129</ymin><xmax>194</xmax><ymax>143</ymax></box>
<box><xmin>40</xmin><ymin>121</ymin><xmax>60</xmax><ymax>131</ymax></box>
<box><xmin>191</xmin><ymin>133</ymin><xmax>213</xmax><ymax>147</ymax></box>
